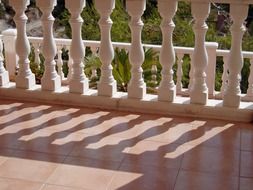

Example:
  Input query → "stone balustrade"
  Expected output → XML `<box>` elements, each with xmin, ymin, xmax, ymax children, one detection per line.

<box><xmin>0</xmin><ymin>0</ymin><xmax>253</xmax><ymax>122</ymax></box>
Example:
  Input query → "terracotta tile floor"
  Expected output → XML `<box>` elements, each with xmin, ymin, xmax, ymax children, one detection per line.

<box><xmin>0</xmin><ymin>99</ymin><xmax>252</xmax><ymax>190</ymax></box>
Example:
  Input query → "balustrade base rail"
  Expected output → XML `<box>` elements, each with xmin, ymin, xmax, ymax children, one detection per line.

<box><xmin>0</xmin><ymin>82</ymin><xmax>252</xmax><ymax>122</ymax></box>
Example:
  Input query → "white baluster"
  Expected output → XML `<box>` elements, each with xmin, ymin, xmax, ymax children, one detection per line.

<box><xmin>190</xmin><ymin>2</ymin><xmax>210</xmax><ymax>105</ymax></box>
<box><xmin>10</xmin><ymin>0</ymin><xmax>35</xmax><ymax>89</ymax></box>
<box><xmin>151</xmin><ymin>64</ymin><xmax>158</xmax><ymax>85</ymax></box>
<box><xmin>188</xmin><ymin>53</ymin><xmax>194</xmax><ymax>91</ymax></box>
<box><xmin>0</xmin><ymin>37</ymin><xmax>9</xmax><ymax>86</ymax></box>
<box><xmin>176</xmin><ymin>53</ymin><xmax>184</xmax><ymax>93</ymax></box>
<box><xmin>90</xmin><ymin>46</ymin><xmax>98</xmax><ymax>80</ymax></box>
<box><xmin>127</xmin><ymin>0</ymin><xmax>146</xmax><ymax>99</ymax></box>
<box><xmin>66</xmin><ymin>0</ymin><xmax>89</xmax><ymax>94</ymax></box>
<box><xmin>221</xmin><ymin>55</ymin><xmax>229</xmax><ymax>95</ymax></box>
<box><xmin>205</xmin><ymin>42</ymin><xmax>218</xmax><ymax>98</ymax></box>
<box><xmin>247</xmin><ymin>58</ymin><xmax>253</xmax><ymax>97</ymax></box>
<box><xmin>37</xmin><ymin>0</ymin><xmax>61</xmax><ymax>91</ymax></box>
<box><xmin>95</xmin><ymin>0</ymin><xmax>117</xmax><ymax>97</ymax></box>
<box><xmin>2</xmin><ymin>29</ymin><xmax>18</xmax><ymax>81</ymax></box>
<box><xmin>91</xmin><ymin>46</ymin><xmax>98</xmax><ymax>55</ymax></box>
<box><xmin>56</xmin><ymin>46</ymin><xmax>65</xmax><ymax>80</ymax></box>
<box><xmin>34</xmin><ymin>42</ymin><xmax>41</xmax><ymax>69</ymax></box>
<box><xmin>0</xmin><ymin>0</ymin><xmax>9</xmax><ymax>86</ymax></box>
<box><xmin>91</xmin><ymin>67</ymin><xmax>98</xmax><ymax>80</ymax></box>
<box><xmin>66</xmin><ymin>46</ymin><xmax>73</xmax><ymax>82</ymax></box>
<box><xmin>157</xmin><ymin>0</ymin><xmax>177</xmax><ymax>101</ymax></box>
<box><xmin>223</xmin><ymin>4</ymin><xmax>248</xmax><ymax>108</ymax></box>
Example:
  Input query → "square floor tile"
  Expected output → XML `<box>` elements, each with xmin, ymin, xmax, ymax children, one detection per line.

<box><xmin>0</xmin><ymin>148</ymin><xmax>14</xmax><ymax>166</ymax></box>
<box><xmin>174</xmin><ymin>170</ymin><xmax>238</xmax><ymax>190</ymax></box>
<box><xmin>240</xmin><ymin>177</ymin><xmax>253</xmax><ymax>190</ymax></box>
<box><xmin>0</xmin><ymin>150</ymin><xmax>64</xmax><ymax>182</ymax></box>
<box><xmin>0</xmin><ymin>177</ymin><xmax>43</xmax><ymax>190</ymax></box>
<box><xmin>182</xmin><ymin>146</ymin><xmax>240</xmax><ymax>176</ymax></box>
<box><xmin>46</xmin><ymin>156</ymin><xmax>120</xmax><ymax>190</ymax></box>
<box><xmin>0</xmin><ymin>133</ymin><xmax>24</xmax><ymax>149</ymax></box>
<box><xmin>241</xmin><ymin>126</ymin><xmax>253</xmax><ymax>152</ymax></box>
<box><xmin>178</xmin><ymin>120</ymin><xmax>240</xmax><ymax>149</ymax></box>
<box><xmin>108</xmin><ymin>164</ymin><xmax>178</xmax><ymax>190</ymax></box>
<box><xmin>240</xmin><ymin>151</ymin><xmax>253</xmax><ymax>177</ymax></box>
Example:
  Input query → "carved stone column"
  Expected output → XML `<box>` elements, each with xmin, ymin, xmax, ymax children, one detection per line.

<box><xmin>0</xmin><ymin>0</ymin><xmax>9</xmax><ymax>86</ymax></box>
<box><xmin>190</xmin><ymin>2</ymin><xmax>210</xmax><ymax>105</ymax></box>
<box><xmin>223</xmin><ymin>4</ymin><xmax>248</xmax><ymax>108</ymax></box>
<box><xmin>126</xmin><ymin>0</ymin><xmax>146</xmax><ymax>99</ymax></box>
<box><xmin>37</xmin><ymin>0</ymin><xmax>61</xmax><ymax>91</ymax></box>
<box><xmin>157</xmin><ymin>0</ymin><xmax>177</xmax><ymax>102</ymax></box>
<box><xmin>66</xmin><ymin>0</ymin><xmax>89</xmax><ymax>94</ymax></box>
<box><xmin>10</xmin><ymin>0</ymin><xmax>35</xmax><ymax>89</ymax></box>
<box><xmin>95</xmin><ymin>0</ymin><xmax>117</xmax><ymax>97</ymax></box>
<box><xmin>0</xmin><ymin>34</ymin><xmax>9</xmax><ymax>86</ymax></box>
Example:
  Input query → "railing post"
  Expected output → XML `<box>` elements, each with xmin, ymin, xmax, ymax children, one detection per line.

<box><xmin>0</xmin><ymin>35</ymin><xmax>9</xmax><ymax>86</ymax></box>
<box><xmin>157</xmin><ymin>0</ymin><xmax>177</xmax><ymax>102</ymax></box>
<box><xmin>0</xmin><ymin>0</ymin><xmax>10</xmax><ymax>86</ymax></box>
<box><xmin>37</xmin><ymin>0</ymin><xmax>61</xmax><ymax>91</ymax></box>
<box><xmin>176</xmin><ymin>53</ymin><xmax>184</xmax><ymax>94</ymax></box>
<box><xmin>33</xmin><ymin>42</ymin><xmax>41</xmax><ymax>70</ymax></box>
<box><xmin>9</xmin><ymin>0</ymin><xmax>35</xmax><ymax>89</ymax></box>
<box><xmin>56</xmin><ymin>45</ymin><xmax>65</xmax><ymax>80</ymax></box>
<box><xmin>190</xmin><ymin>2</ymin><xmax>210</xmax><ymax>105</ymax></box>
<box><xmin>221</xmin><ymin>55</ymin><xmax>229</xmax><ymax>95</ymax></box>
<box><xmin>2</xmin><ymin>29</ymin><xmax>17</xmax><ymax>81</ymax></box>
<box><xmin>247</xmin><ymin>57</ymin><xmax>253</xmax><ymax>97</ymax></box>
<box><xmin>66</xmin><ymin>46</ymin><xmax>73</xmax><ymax>82</ymax></box>
<box><xmin>126</xmin><ymin>0</ymin><xmax>146</xmax><ymax>99</ymax></box>
<box><xmin>188</xmin><ymin>53</ymin><xmax>194</xmax><ymax>91</ymax></box>
<box><xmin>66</xmin><ymin>0</ymin><xmax>89</xmax><ymax>94</ymax></box>
<box><xmin>151</xmin><ymin>64</ymin><xmax>158</xmax><ymax>85</ymax></box>
<box><xmin>223</xmin><ymin>3</ymin><xmax>248</xmax><ymax>108</ymax></box>
<box><xmin>205</xmin><ymin>42</ymin><xmax>218</xmax><ymax>98</ymax></box>
<box><xmin>95</xmin><ymin>0</ymin><xmax>117</xmax><ymax>97</ymax></box>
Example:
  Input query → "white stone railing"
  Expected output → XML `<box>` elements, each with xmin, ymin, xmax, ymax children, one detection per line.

<box><xmin>0</xmin><ymin>0</ymin><xmax>253</xmax><ymax>122</ymax></box>
<box><xmin>7</xmin><ymin>36</ymin><xmax>253</xmax><ymax>101</ymax></box>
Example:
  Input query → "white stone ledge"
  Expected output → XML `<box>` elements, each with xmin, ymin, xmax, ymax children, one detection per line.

<box><xmin>0</xmin><ymin>82</ymin><xmax>252</xmax><ymax>122</ymax></box>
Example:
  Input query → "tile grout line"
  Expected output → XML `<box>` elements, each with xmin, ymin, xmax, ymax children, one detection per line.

<box><xmin>238</xmin><ymin>127</ymin><xmax>242</xmax><ymax>190</ymax></box>
<box><xmin>105</xmin><ymin>150</ymin><xmax>129</xmax><ymax>190</ymax></box>
<box><xmin>42</xmin><ymin>153</ymin><xmax>69</xmax><ymax>186</ymax></box>
<box><xmin>0</xmin><ymin>176</ymin><xmax>45</xmax><ymax>185</ymax></box>
<box><xmin>172</xmin><ymin>149</ymin><xmax>185</xmax><ymax>190</ymax></box>
<box><xmin>43</xmin><ymin>182</ymin><xmax>92</xmax><ymax>190</ymax></box>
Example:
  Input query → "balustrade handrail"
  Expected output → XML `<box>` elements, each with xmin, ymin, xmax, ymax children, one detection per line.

<box><xmin>217</xmin><ymin>49</ymin><xmax>253</xmax><ymax>59</ymax></box>
<box><xmin>28</xmin><ymin>36</ymin><xmax>253</xmax><ymax>60</ymax></box>
<box><xmin>28</xmin><ymin>36</ymin><xmax>196</xmax><ymax>54</ymax></box>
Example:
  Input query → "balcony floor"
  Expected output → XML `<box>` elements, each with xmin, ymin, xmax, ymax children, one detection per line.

<box><xmin>0</xmin><ymin>99</ymin><xmax>252</xmax><ymax>190</ymax></box>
